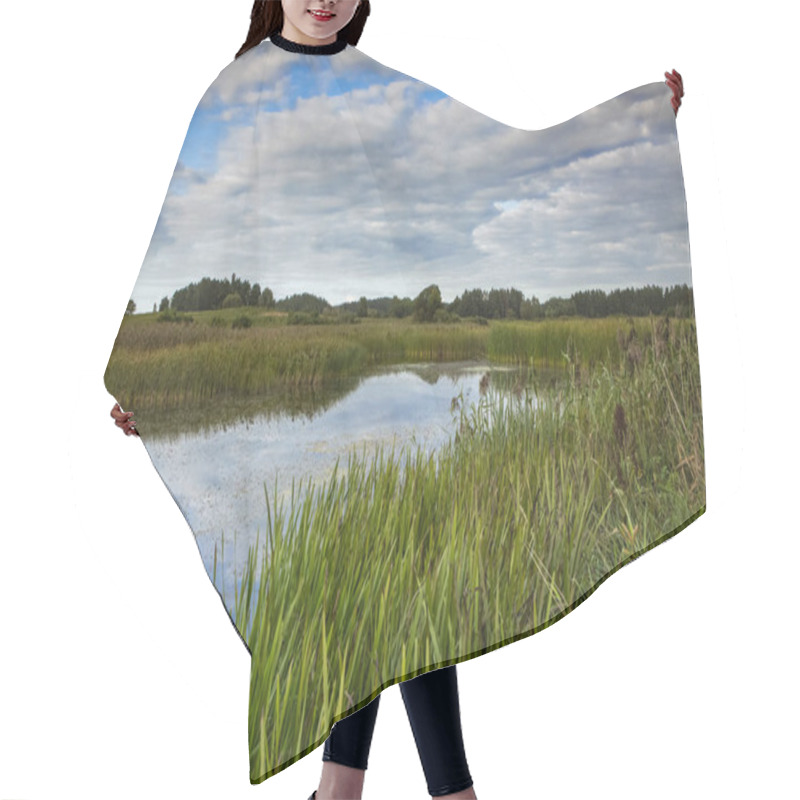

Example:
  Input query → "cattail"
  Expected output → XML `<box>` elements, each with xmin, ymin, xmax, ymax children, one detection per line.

<box><xmin>613</xmin><ymin>402</ymin><xmax>627</xmax><ymax>448</ymax></box>
<box><xmin>626</xmin><ymin>340</ymin><xmax>642</xmax><ymax>372</ymax></box>
<box><xmin>654</xmin><ymin>315</ymin><xmax>670</xmax><ymax>358</ymax></box>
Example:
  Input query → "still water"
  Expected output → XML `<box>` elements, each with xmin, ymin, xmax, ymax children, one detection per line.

<box><xmin>141</xmin><ymin>360</ymin><xmax>562</xmax><ymax>604</ymax></box>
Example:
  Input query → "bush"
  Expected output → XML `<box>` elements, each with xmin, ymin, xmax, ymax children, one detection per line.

<box><xmin>232</xmin><ymin>315</ymin><xmax>252</xmax><ymax>329</ymax></box>
<box><xmin>287</xmin><ymin>311</ymin><xmax>320</xmax><ymax>325</ymax></box>
<box><xmin>157</xmin><ymin>308</ymin><xmax>194</xmax><ymax>324</ymax></box>
<box><xmin>432</xmin><ymin>308</ymin><xmax>457</xmax><ymax>323</ymax></box>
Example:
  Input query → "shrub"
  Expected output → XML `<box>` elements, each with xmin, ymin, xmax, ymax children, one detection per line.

<box><xmin>157</xmin><ymin>308</ymin><xmax>194</xmax><ymax>324</ymax></box>
<box><xmin>287</xmin><ymin>311</ymin><xmax>320</xmax><ymax>325</ymax></box>
<box><xmin>433</xmin><ymin>308</ymin><xmax>457</xmax><ymax>323</ymax></box>
<box><xmin>232</xmin><ymin>315</ymin><xmax>252</xmax><ymax>329</ymax></box>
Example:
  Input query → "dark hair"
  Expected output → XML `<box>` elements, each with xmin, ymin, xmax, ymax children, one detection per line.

<box><xmin>236</xmin><ymin>0</ymin><xmax>371</xmax><ymax>59</ymax></box>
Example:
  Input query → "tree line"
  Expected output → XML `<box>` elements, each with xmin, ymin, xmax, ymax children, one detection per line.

<box><xmin>130</xmin><ymin>274</ymin><xmax>694</xmax><ymax>321</ymax></box>
<box><xmin>167</xmin><ymin>273</ymin><xmax>273</xmax><ymax>313</ymax></box>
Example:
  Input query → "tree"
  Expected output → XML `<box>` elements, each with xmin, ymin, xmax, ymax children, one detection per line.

<box><xmin>542</xmin><ymin>296</ymin><xmax>576</xmax><ymax>318</ymax></box>
<box><xmin>222</xmin><ymin>292</ymin><xmax>243</xmax><ymax>308</ymax></box>
<box><xmin>520</xmin><ymin>295</ymin><xmax>543</xmax><ymax>320</ymax></box>
<box><xmin>572</xmin><ymin>288</ymin><xmax>608</xmax><ymax>318</ymax></box>
<box><xmin>259</xmin><ymin>287</ymin><xmax>275</xmax><ymax>308</ymax></box>
<box><xmin>159</xmin><ymin>296</ymin><xmax>170</xmax><ymax>312</ymax></box>
<box><xmin>278</xmin><ymin>292</ymin><xmax>329</xmax><ymax>314</ymax></box>
<box><xmin>358</xmin><ymin>296</ymin><xmax>368</xmax><ymax>317</ymax></box>
<box><xmin>452</xmin><ymin>287</ymin><xmax>487</xmax><ymax>318</ymax></box>
<box><xmin>413</xmin><ymin>284</ymin><xmax>442</xmax><ymax>322</ymax></box>
<box><xmin>389</xmin><ymin>295</ymin><xmax>413</xmax><ymax>318</ymax></box>
<box><xmin>125</xmin><ymin>299</ymin><xmax>136</xmax><ymax>315</ymax></box>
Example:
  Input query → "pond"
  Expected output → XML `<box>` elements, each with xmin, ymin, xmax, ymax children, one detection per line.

<box><xmin>140</xmin><ymin>359</ymin><xmax>568</xmax><ymax>604</ymax></box>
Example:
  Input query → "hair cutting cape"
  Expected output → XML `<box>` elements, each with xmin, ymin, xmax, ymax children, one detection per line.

<box><xmin>104</xmin><ymin>32</ymin><xmax>706</xmax><ymax>784</ymax></box>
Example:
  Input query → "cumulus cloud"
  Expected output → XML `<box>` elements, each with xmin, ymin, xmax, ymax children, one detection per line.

<box><xmin>132</xmin><ymin>45</ymin><xmax>689</xmax><ymax>310</ymax></box>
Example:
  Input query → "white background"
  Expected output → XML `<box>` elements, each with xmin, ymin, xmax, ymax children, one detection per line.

<box><xmin>1</xmin><ymin>1</ymin><xmax>797</xmax><ymax>798</ymax></box>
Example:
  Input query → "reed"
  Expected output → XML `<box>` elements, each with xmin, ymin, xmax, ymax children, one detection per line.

<box><xmin>205</xmin><ymin>314</ymin><xmax>705</xmax><ymax>780</ymax></box>
<box><xmin>105</xmin><ymin>313</ymin><xmax>686</xmax><ymax>416</ymax></box>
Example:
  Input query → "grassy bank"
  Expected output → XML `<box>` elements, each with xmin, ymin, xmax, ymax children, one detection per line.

<box><xmin>205</xmin><ymin>314</ymin><xmax>706</xmax><ymax>782</ymax></box>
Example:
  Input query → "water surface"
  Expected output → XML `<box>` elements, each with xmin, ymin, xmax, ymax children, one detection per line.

<box><xmin>142</xmin><ymin>360</ymin><xmax>564</xmax><ymax>603</ymax></box>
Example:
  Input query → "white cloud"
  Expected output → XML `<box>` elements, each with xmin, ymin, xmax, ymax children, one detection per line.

<box><xmin>132</xmin><ymin>49</ymin><xmax>689</xmax><ymax>310</ymax></box>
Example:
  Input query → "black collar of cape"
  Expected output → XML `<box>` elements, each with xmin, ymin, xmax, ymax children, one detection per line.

<box><xmin>269</xmin><ymin>31</ymin><xmax>348</xmax><ymax>55</ymax></box>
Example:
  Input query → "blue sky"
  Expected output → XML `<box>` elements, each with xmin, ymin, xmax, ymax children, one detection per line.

<box><xmin>131</xmin><ymin>40</ymin><xmax>690</xmax><ymax>312</ymax></box>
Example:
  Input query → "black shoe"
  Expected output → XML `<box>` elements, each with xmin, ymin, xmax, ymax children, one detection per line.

<box><xmin>307</xmin><ymin>792</ymin><xmax>317</xmax><ymax>800</ymax></box>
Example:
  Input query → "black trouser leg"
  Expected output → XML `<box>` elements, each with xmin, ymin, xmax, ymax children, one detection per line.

<box><xmin>399</xmin><ymin>665</ymin><xmax>474</xmax><ymax>797</ymax></box>
<box><xmin>322</xmin><ymin>665</ymin><xmax>473</xmax><ymax>797</ymax></box>
<box><xmin>322</xmin><ymin>692</ymin><xmax>381</xmax><ymax>770</ymax></box>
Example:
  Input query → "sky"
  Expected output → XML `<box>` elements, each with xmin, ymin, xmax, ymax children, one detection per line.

<box><xmin>131</xmin><ymin>40</ymin><xmax>691</xmax><ymax>313</ymax></box>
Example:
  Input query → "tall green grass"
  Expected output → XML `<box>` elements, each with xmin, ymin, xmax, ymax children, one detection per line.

<box><xmin>209</xmin><ymin>314</ymin><xmax>705</xmax><ymax>782</ymax></box>
<box><xmin>488</xmin><ymin>315</ymin><xmax>655</xmax><ymax>369</ymax></box>
<box><xmin>105</xmin><ymin>312</ymin><xmax>686</xmax><ymax>417</ymax></box>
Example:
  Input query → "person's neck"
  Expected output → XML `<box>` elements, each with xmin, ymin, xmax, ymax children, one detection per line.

<box><xmin>270</xmin><ymin>29</ymin><xmax>348</xmax><ymax>55</ymax></box>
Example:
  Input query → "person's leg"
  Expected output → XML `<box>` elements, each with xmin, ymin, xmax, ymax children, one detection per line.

<box><xmin>316</xmin><ymin>694</ymin><xmax>381</xmax><ymax>800</ymax></box>
<box><xmin>400</xmin><ymin>665</ymin><xmax>476</xmax><ymax>798</ymax></box>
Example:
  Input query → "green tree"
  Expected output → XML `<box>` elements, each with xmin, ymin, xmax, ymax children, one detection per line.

<box><xmin>358</xmin><ymin>296</ymin><xmax>368</xmax><ymax>317</ymax></box>
<box><xmin>125</xmin><ymin>299</ymin><xmax>136</xmax><ymax>315</ymax></box>
<box><xmin>278</xmin><ymin>292</ymin><xmax>329</xmax><ymax>314</ymax></box>
<box><xmin>222</xmin><ymin>292</ymin><xmax>243</xmax><ymax>308</ymax></box>
<box><xmin>520</xmin><ymin>295</ymin><xmax>543</xmax><ymax>320</ymax></box>
<box><xmin>389</xmin><ymin>295</ymin><xmax>413</xmax><ymax>318</ymax></box>
<box><xmin>452</xmin><ymin>288</ymin><xmax>487</xmax><ymax>318</ymax></box>
<box><xmin>159</xmin><ymin>296</ymin><xmax>170</xmax><ymax>312</ymax></box>
<box><xmin>259</xmin><ymin>286</ymin><xmax>275</xmax><ymax>308</ymax></box>
<box><xmin>542</xmin><ymin>296</ymin><xmax>576</xmax><ymax>318</ymax></box>
<box><xmin>413</xmin><ymin>284</ymin><xmax>442</xmax><ymax>322</ymax></box>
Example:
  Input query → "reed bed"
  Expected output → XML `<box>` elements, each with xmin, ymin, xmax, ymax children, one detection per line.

<box><xmin>488</xmin><ymin>315</ymin><xmax>655</xmax><ymax>369</ymax></box>
<box><xmin>105</xmin><ymin>312</ymin><xmax>684</xmax><ymax>416</ymax></box>
<box><xmin>208</xmin><ymin>314</ymin><xmax>705</xmax><ymax>782</ymax></box>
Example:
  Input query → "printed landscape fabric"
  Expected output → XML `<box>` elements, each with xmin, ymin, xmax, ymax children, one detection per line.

<box><xmin>104</xmin><ymin>33</ymin><xmax>706</xmax><ymax>784</ymax></box>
